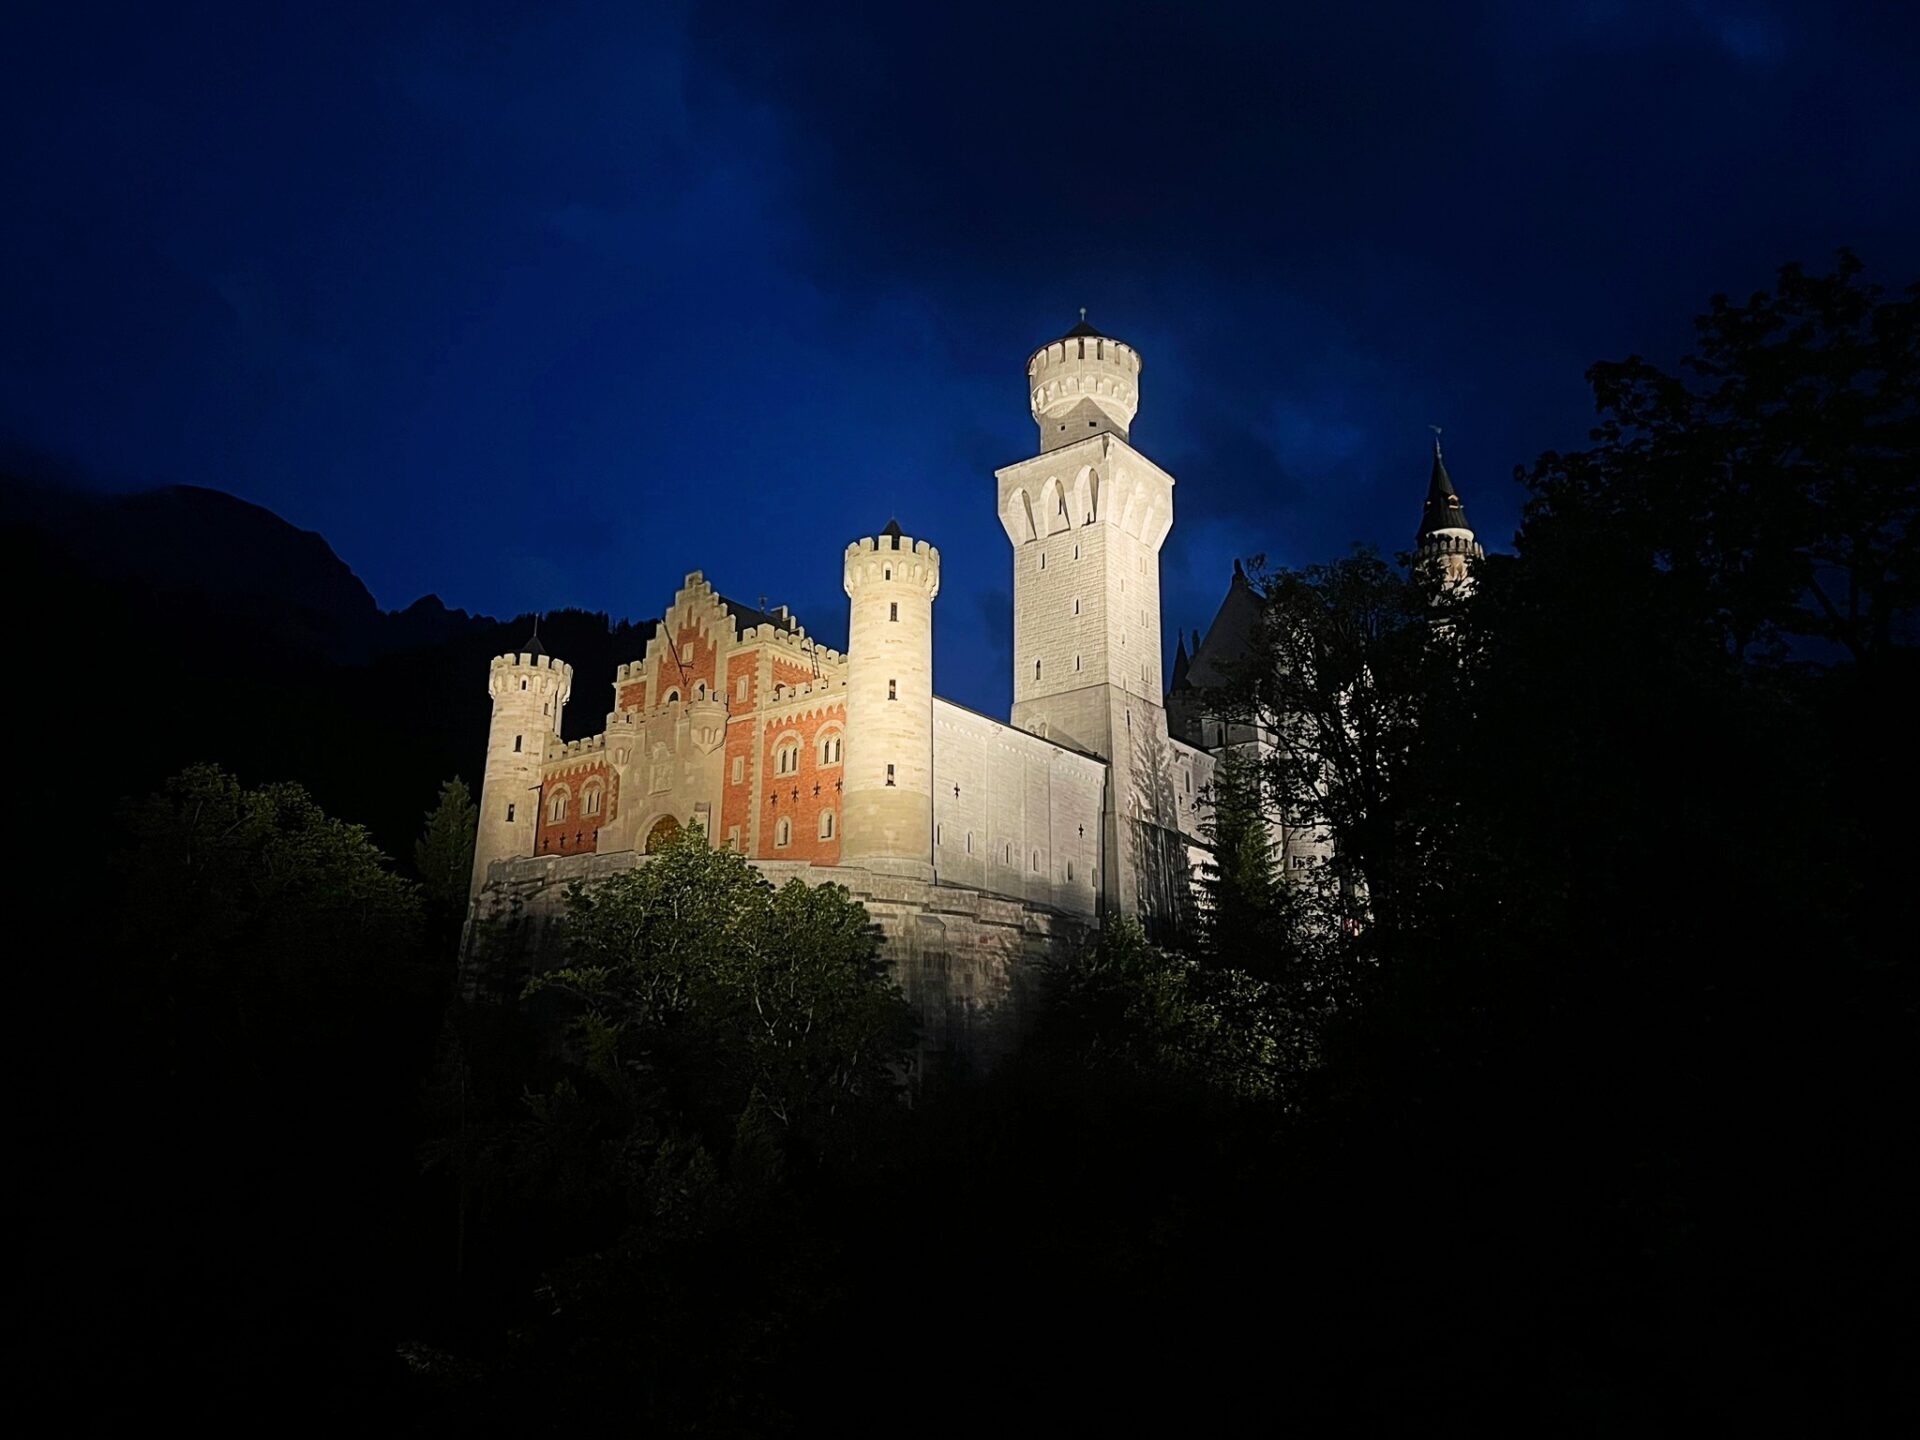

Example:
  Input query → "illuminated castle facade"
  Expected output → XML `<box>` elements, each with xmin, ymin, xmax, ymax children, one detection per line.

<box><xmin>465</xmin><ymin>320</ymin><xmax>1477</xmax><ymax>1039</ymax></box>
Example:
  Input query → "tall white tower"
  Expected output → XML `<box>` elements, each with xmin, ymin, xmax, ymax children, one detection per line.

<box><xmin>996</xmin><ymin>318</ymin><xmax>1179</xmax><ymax>917</ymax></box>
<box><xmin>842</xmin><ymin>522</ymin><xmax>941</xmax><ymax>876</ymax></box>
<box><xmin>470</xmin><ymin>634</ymin><xmax>572</xmax><ymax>897</ymax></box>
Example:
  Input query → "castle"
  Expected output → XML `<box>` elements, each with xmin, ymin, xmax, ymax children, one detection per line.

<box><xmin>465</xmin><ymin>318</ymin><xmax>1480</xmax><ymax>1048</ymax></box>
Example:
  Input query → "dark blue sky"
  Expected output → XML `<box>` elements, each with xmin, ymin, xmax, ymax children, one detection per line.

<box><xmin>7</xmin><ymin>1</ymin><xmax>1918</xmax><ymax>714</ymax></box>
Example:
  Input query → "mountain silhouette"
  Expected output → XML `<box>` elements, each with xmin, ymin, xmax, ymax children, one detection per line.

<box><xmin>7</xmin><ymin>472</ymin><xmax>655</xmax><ymax>858</ymax></box>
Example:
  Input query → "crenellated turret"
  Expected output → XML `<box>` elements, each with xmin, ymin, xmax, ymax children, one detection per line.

<box><xmin>1027</xmin><ymin>312</ymin><xmax>1142</xmax><ymax>453</ymax></box>
<box><xmin>471</xmin><ymin>632</ymin><xmax>573</xmax><ymax>896</ymax></box>
<box><xmin>841</xmin><ymin>521</ymin><xmax>940</xmax><ymax>875</ymax></box>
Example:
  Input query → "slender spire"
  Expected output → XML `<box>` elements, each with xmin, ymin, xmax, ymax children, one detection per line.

<box><xmin>1418</xmin><ymin>431</ymin><xmax>1472</xmax><ymax>539</ymax></box>
<box><xmin>1169</xmin><ymin>633</ymin><xmax>1191</xmax><ymax>693</ymax></box>
<box><xmin>522</xmin><ymin>612</ymin><xmax>547</xmax><ymax>658</ymax></box>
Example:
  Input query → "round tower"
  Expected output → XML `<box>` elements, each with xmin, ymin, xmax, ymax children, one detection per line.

<box><xmin>1027</xmin><ymin>312</ymin><xmax>1142</xmax><ymax>454</ymax></box>
<box><xmin>841</xmin><ymin>521</ymin><xmax>940</xmax><ymax>876</ymax></box>
<box><xmin>470</xmin><ymin>634</ymin><xmax>573</xmax><ymax>897</ymax></box>
<box><xmin>1414</xmin><ymin>434</ymin><xmax>1484</xmax><ymax>593</ymax></box>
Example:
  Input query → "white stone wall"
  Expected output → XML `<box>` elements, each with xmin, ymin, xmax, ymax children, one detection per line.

<box><xmin>999</xmin><ymin>434</ymin><xmax>1175</xmax><ymax>744</ymax></box>
<box><xmin>842</xmin><ymin>532</ymin><xmax>940</xmax><ymax>871</ymax></box>
<box><xmin>471</xmin><ymin>652</ymin><xmax>571</xmax><ymax>896</ymax></box>
<box><xmin>930</xmin><ymin>698</ymin><xmax>1105</xmax><ymax>917</ymax></box>
<box><xmin>1027</xmin><ymin>332</ymin><xmax>1141</xmax><ymax>453</ymax></box>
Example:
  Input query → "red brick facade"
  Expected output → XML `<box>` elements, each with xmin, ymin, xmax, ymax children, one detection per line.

<box><xmin>725</xmin><ymin>652</ymin><xmax>758</xmax><ymax>710</ymax></box>
<box><xmin>537</xmin><ymin>763</ymin><xmax>614</xmax><ymax>857</ymax></box>
<box><xmin>662</xmin><ymin>625</ymin><xmax>717</xmax><ymax>701</ymax></box>
<box><xmin>720</xmin><ymin>714</ymin><xmax>758</xmax><ymax>850</ymax></box>
<box><xmin>758</xmin><ymin>703</ymin><xmax>845</xmax><ymax>863</ymax></box>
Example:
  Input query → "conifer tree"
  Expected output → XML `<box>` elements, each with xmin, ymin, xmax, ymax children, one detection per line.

<box><xmin>1196</xmin><ymin>747</ymin><xmax>1286</xmax><ymax>975</ymax></box>
<box><xmin>415</xmin><ymin>777</ymin><xmax>477</xmax><ymax>918</ymax></box>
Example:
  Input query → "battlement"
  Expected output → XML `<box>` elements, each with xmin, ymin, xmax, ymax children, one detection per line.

<box><xmin>844</xmin><ymin>533</ymin><xmax>942</xmax><ymax>597</ymax></box>
<box><xmin>765</xmin><ymin>674</ymin><xmax>851</xmax><ymax>711</ymax></box>
<box><xmin>1417</xmin><ymin>532</ymin><xmax>1484</xmax><ymax>559</ymax></box>
<box><xmin>488</xmin><ymin>650</ymin><xmax>573</xmax><ymax>700</ymax></box>
<box><xmin>746</xmin><ymin>620</ymin><xmax>844</xmax><ymax>665</ymax></box>
<box><xmin>1027</xmin><ymin>329</ymin><xmax>1141</xmax><ymax>442</ymax></box>
<box><xmin>490</xmin><ymin>651</ymin><xmax>572</xmax><ymax>675</ymax></box>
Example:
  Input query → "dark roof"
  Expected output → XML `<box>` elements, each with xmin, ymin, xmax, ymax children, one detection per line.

<box><xmin>1169</xmin><ymin>634</ymin><xmax>1191</xmax><ymax>692</ymax></box>
<box><xmin>1175</xmin><ymin>563</ymin><xmax>1263</xmax><ymax>694</ymax></box>
<box><xmin>521</xmin><ymin>620</ymin><xmax>546</xmax><ymax>658</ymax></box>
<box><xmin>718</xmin><ymin>594</ymin><xmax>798</xmax><ymax>634</ymax></box>
<box><xmin>1037</xmin><ymin>312</ymin><xmax>1130</xmax><ymax>352</ymax></box>
<box><xmin>1417</xmin><ymin>440</ymin><xmax>1474</xmax><ymax>539</ymax></box>
<box><xmin>881</xmin><ymin>517</ymin><xmax>904</xmax><ymax>539</ymax></box>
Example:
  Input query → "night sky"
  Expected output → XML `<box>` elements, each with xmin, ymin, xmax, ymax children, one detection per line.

<box><xmin>7</xmin><ymin>2</ymin><xmax>1918</xmax><ymax>715</ymax></box>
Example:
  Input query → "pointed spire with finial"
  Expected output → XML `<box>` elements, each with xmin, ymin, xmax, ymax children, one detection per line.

<box><xmin>522</xmin><ymin>612</ymin><xmax>547</xmax><ymax>659</ymax></box>
<box><xmin>1417</xmin><ymin>427</ymin><xmax>1472</xmax><ymax>538</ymax></box>
<box><xmin>1063</xmin><ymin>305</ymin><xmax>1106</xmax><ymax>340</ymax></box>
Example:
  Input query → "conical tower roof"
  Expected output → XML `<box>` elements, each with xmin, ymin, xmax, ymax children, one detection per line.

<box><xmin>1417</xmin><ymin>436</ymin><xmax>1473</xmax><ymax>539</ymax></box>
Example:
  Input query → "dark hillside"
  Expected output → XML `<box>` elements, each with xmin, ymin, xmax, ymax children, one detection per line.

<box><xmin>5</xmin><ymin>475</ymin><xmax>655</xmax><ymax>858</ymax></box>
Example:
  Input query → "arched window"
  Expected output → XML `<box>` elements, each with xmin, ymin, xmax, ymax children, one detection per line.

<box><xmin>889</xmin><ymin>602</ymin><xmax>898</xmax><ymax>622</ymax></box>
<box><xmin>549</xmin><ymin>790</ymin><xmax>569</xmax><ymax>823</ymax></box>
<box><xmin>819</xmin><ymin>810</ymin><xmax>835</xmax><ymax>840</ymax></box>
<box><xmin>776</xmin><ymin>816</ymin><xmax>793</xmax><ymax>848</ymax></box>
<box><xmin>775</xmin><ymin>735</ymin><xmax>801</xmax><ymax>775</ymax></box>
<box><xmin>695</xmin><ymin>681</ymin><xmax>707</xmax><ymax>700</ymax></box>
<box><xmin>885</xmin><ymin>764</ymin><xmax>896</xmax><ymax>787</ymax></box>
<box><xmin>1030</xmin><ymin>849</ymin><xmax>1041</xmax><ymax>873</ymax></box>
<box><xmin>582</xmin><ymin>784</ymin><xmax>603</xmax><ymax>816</ymax></box>
<box><xmin>818</xmin><ymin>731</ymin><xmax>843</xmax><ymax>766</ymax></box>
<box><xmin>665</xmin><ymin>688</ymin><xmax>680</xmax><ymax>704</ymax></box>
<box><xmin>884</xmin><ymin>565</ymin><xmax>892</xmax><ymax>580</ymax></box>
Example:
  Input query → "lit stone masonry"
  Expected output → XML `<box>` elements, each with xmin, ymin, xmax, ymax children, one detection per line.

<box><xmin>842</xmin><ymin>527</ymin><xmax>940</xmax><ymax>877</ymax></box>
<box><xmin>464</xmin><ymin>316</ymin><xmax>1472</xmax><ymax>1057</ymax></box>
<box><xmin>471</xmin><ymin>651</ymin><xmax>572</xmax><ymax>897</ymax></box>
<box><xmin>997</xmin><ymin>318</ymin><xmax>1184</xmax><ymax>922</ymax></box>
<box><xmin>1028</xmin><ymin>320</ymin><xmax>1142</xmax><ymax>454</ymax></box>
